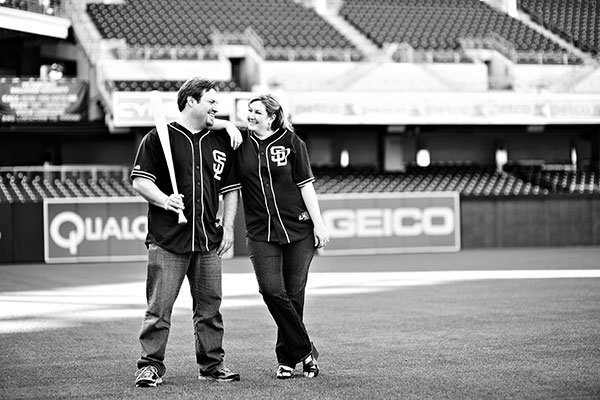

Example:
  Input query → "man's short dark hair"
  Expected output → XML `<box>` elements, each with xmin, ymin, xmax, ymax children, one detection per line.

<box><xmin>177</xmin><ymin>78</ymin><xmax>216</xmax><ymax>111</ymax></box>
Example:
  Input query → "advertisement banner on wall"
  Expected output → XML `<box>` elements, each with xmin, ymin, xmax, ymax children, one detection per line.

<box><xmin>318</xmin><ymin>192</ymin><xmax>460</xmax><ymax>255</ymax></box>
<box><xmin>287</xmin><ymin>92</ymin><xmax>600</xmax><ymax>125</ymax></box>
<box><xmin>43</xmin><ymin>197</ymin><xmax>148</xmax><ymax>263</ymax></box>
<box><xmin>0</xmin><ymin>78</ymin><xmax>88</xmax><ymax>124</ymax></box>
<box><xmin>111</xmin><ymin>91</ymin><xmax>234</xmax><ymax>127</ymax></box>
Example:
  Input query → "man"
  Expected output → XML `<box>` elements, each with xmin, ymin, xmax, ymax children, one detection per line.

<box><xmin>131</xmin><ymin>78</ymin><xmax>242</xmax><ymax>387</ymax></box>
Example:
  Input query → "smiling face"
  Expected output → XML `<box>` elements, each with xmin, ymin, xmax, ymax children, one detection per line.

<box><xmin>191</xmin><ymin>88</ymin><xmax>218</xmax><ymax>128</ymax></box>
<box><xmin>247</xmin><ymin>100</ymin><xmax>274</xmax><ymax>135</ymax></box>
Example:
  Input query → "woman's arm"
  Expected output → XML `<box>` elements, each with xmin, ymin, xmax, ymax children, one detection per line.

<box><xmin>300</xmin><ymin>182</ymin><xmax>330</xmax><ymax>249</ymax></box>
<box><xmin>211</xmin><ymin>119</ymin><xmax>243</xmax><ymax>149</ymax></box>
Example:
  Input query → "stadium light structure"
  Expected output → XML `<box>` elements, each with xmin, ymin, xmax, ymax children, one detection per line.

<box><xmin>340</xmin><ymin>149</ymin><xmax>349</xmax><ymax>168</ymax></box>
<box><xmin>416</xmin><ymin>149</ymin><xmax>430</xmax><ymax>167</ymax></box>
<box><xmin>495</xmin><ymin>148</ymin><xmax>508</xmax><ymax>173</ymax></box>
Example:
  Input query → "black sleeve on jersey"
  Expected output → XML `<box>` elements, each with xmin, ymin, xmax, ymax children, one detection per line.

<box><xmin>130</xmin><ymin>129</ymin><xmax>162</xmax><ymax>183</ymax></box>
<box><xmin>291</xmin><ymin>135</ymin><xmax>315</xmax><ymax>188</ymax></box>
<box><xmin>218</xmin><ymin>147</ymin><xmax>242</xmax><ymax>195</ymax></box>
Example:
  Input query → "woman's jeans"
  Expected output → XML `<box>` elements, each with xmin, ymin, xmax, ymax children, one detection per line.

<box><xmin>137</xmin><ymin>244</ymin><xmax>224</xmax><ymax>376</ymax></box>
<box><xmin>247</xmin><ymin>234</ymin><xmax>316</xmax><ymax>367</ymax></box>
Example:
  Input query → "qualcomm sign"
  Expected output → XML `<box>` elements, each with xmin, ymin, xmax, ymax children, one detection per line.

<box><xmin>318</xmin><ymin>193</ymin><xmax>460</xmax><ymax>255</ymax></box>
<box><xmin>49</xmin><ymin>211</ymin><xmax>146</xmax><ymax>255</ymax></box>
<box><xmin>44</xmin><ymin>198</ymin><xmax>148</xmax><ymax>263</ymax></box>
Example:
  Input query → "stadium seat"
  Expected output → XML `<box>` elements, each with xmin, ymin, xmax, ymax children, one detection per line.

<box><xmin>339</xmin><ymin>0</ymin><xmax>578</xmax><ymax>64</ymax></box>
<box><xmin>519</xmin><ymin>0</ymin><xmax>599</xmax><ymax>55</ymax></box>
<box><xmin>2</xmin><ymin>164</ymin><xmax>599</xmax><ymax>204</ymax></box>
<box><xmin>86</xmin><ymin>0</ymin><xmax>362</xmax><ymax>61</ymax></box>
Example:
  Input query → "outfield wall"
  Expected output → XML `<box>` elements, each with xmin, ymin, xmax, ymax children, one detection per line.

<box><xmin>461</xmin><ymin>195</ymin><xmax>600</xmax><ymax>247</ymax></box>
<box><xmin>0</xmin><ymin>195</ymin><xmax>599</xmax><ymax>263</ymax></box>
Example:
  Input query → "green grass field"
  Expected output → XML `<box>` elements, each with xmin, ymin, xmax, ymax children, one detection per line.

<box><xmin>1</xmin><ymin>247</ymin><xmax>600</xmax><ymax>399</ymax></box>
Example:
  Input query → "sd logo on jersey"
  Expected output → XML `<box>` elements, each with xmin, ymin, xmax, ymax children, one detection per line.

<box><xmin>270</xmin><ymin>146</ymin><xmax>291</xmax><ymax>166</ymax></box>
<box><xmin>213</xmin><ymin>150</ymin><xmax>226</xmax><ymax>180</ymax></box>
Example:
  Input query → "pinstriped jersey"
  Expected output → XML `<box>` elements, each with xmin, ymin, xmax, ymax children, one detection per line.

<box><xmin>236</xmin><ymin>128</ymin><xmax>315</xmax><ymax>244</ymax></box>
<box><xmin>131</xmin><ymin>122</ymin><xmax>240</xmax><ymax>253</ymax></box>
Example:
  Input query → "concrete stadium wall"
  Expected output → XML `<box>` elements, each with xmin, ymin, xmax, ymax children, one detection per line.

<box><xmin>261</xmin><ymin>61</ymin><xmax>488</xmax><ymax>92</ymax></box>
<box><xmin>99</xmin><ymin>60</ymin><xmax>233</xmax><ymax>81</ymax></box>
<box><xmin>512</xmin><ymin>64</ymin><xmax>573</xmax><ymax>89</ymax></box>
<box><xmin>573</xmin><ymin>68</ymin><xmax>600</xmax><ymax>94</ymax></box>
<box><xmin>0</xmin><ymin>203</ymin><xmax>44</xmax><ymax>263</ymax></box>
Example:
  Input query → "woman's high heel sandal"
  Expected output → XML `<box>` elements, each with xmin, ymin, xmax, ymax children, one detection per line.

<box><xmin>276</xmin><ymin>365</ymin><xmax>294</xmax><ymax>380</ymax></box>
<box><xmin>302</xmin><ymin>354</ymin><xmax>319</xmax><ymax>378</ymax></box>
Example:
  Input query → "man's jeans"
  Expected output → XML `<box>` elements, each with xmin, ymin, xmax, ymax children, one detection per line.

<box><xmin>247</xmin><ymin>234</ymin><xmax>316</xmax><ymax>367</ymax></box>
<box><xmin>137</xmin><ymin>244</ymin><xmax>224</xmax><ymax>376</ymax></box>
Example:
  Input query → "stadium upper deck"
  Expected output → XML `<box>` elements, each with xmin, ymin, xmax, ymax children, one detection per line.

<box><xmin>519</xmin><ymin>0</ymin><xmax>599</xmax><ymax>56</ymax></box>
<box><xmin>68</xmin><ymin>0</ymin><xmax>599</xmax><ymax>95</ymax></box>
<box><xmin>340</xmin><ymin>0</ymin><xmax>580</xmax><ymax>64</ymax></box>
<box><xmin>80</xmin><ymin>0</ymin><xmax>590</xmax><ymax>64</ymax></box>
<box><xmin>86</xmin><ymin>0</ymin><xmax>362</xmax><ymax>62</ymax></box>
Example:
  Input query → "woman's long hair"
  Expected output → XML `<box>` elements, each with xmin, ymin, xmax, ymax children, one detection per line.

<box><xmin>249</xmin><ymin>94</ymin><xmax>294</xmax><ymax>132</ymax></box>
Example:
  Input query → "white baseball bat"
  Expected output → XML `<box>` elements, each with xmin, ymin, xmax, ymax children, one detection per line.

<box><xmin>149</xmin><ymin>90</ymin><xmax>187</xmax><ymax>225</ymax></box>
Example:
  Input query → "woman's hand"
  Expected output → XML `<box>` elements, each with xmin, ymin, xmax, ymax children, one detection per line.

<box><xmin>314</xmin><ymin>223</ymin><xmax>331</xmax><ymax>249</ymax></box>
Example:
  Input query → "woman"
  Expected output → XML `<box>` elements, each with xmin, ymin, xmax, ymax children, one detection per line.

<box><xmin>235</xmin><ymin>94</ymin><xmax>330</xmax><ymax>379</ymax></box>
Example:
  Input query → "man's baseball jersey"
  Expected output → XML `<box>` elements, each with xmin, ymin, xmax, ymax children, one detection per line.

<box><xmin>236</xmin><ymin>128</ymin><xmax>315</xmax><ymax>244</ymax></box>
<box><xmin>131</xmin><ymin>122</ymin><xmax>240</xmax><ymax>253</ymax></box>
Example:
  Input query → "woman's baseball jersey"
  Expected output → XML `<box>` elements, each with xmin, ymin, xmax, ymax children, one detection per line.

<box><xmin>236</xmin><ymin>128</ymin><xmax>315</xmax><ymax>244</ymax></box>
<box><xmin>131</xmin><ymin>121</ymin><xmax>240</xmax><ymax>253</ymax></box>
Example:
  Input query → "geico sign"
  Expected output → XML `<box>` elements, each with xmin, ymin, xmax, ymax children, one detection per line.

<box><xmin>50</xmin><ymin>211</ymin><xmax>147</xmax><ymax>255</ymax></box>
<box><xmin>323</xmin><ymin>207</ymin><xmax>455</xmax><ymax>238</ymax></box>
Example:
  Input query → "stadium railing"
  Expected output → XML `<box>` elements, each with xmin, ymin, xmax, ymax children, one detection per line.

<box><xmin>0</xmin><ymin>165</ymin><xmax>135</xmax><ymax>203</ymax></box>
<box><xmin>459</xmin><ymin>33</ymin><xmax>576</xmax><ymax>65</ymax></box>
<box><xmin>101</xmin><ymin>27</ymin><xmax>362</xmax><ymax>62</ymax></box>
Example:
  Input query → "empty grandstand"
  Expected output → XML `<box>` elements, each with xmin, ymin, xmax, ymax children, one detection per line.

<box><xmin>340</xmin><ymin>0</ymin><xmax>580</xmax><ymax>64</ymax></box>
<box><xmin>86</xmin><ymin>0</ymin><xmax>362</xmax><ymax>62</ymax></box>
<box><xmin>2</xmin><ymin>163</ymin><xmax>599</xmax><ymax>205</ymax></box>
<box><xmin>519</xmin><ymin>0</ymin><xmax>599</xmax><ymax>56</ymax></box>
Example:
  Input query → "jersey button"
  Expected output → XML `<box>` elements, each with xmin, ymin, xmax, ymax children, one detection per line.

<box><xmin>196</xmin><ymin>165</ymin><xmax>200</xmax><ymax>170</ymax></box>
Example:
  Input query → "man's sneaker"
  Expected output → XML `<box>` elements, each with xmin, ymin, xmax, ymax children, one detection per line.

<box><xmin>135</xmin><ymin>365</ymin><xmax>162</xmax><ymax>387</ymax></box>
<box><xmin>198</xmin><ymin>365</ymin><xmax>240</xmax><ymax>382</ymax></box>
<box><xmin>276</xmin><ymin>365</ymin><xmax>295</xmax><ymax>380</ymax></box>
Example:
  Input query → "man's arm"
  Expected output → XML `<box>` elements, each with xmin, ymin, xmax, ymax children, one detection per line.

<box><xmin>212</xmin><ymin>119</ymin><xmax>243</xmax><ymax>150</ymax></box>
<box><xmin>216</xmin><ymin>189</ymin><xmax>239</xmax><ymax>257</ymax></box>
<box><xmin>132</xmin><ymin>177</ymin><xmax>184</xmax><ymax>214</ymax></box>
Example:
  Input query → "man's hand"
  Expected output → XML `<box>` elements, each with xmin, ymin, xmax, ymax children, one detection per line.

<box><xmin>163</xmin><ymin>193</ymin><xmax>184</xmax><ymax>213</ymax></box>
<box><xmin>225</xmin><ymin>122</ymin><xmax>242</xmax><ymax>150</ymax></box>
<box><xmin>217</xmin><ymin>226</ymin><xmax>234</xmax><ymax>258</ymax></box>
<box><xmin>212</xmin><ymin>119</ymin><xmax>243</xmax><ymax>149</ymax></box>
